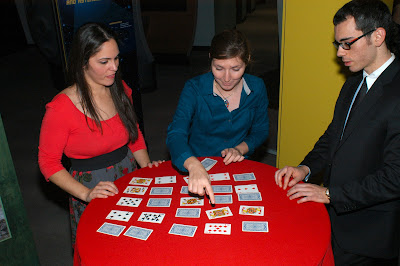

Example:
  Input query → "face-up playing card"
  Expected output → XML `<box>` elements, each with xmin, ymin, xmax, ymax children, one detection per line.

<box><xmin>233</xmin><ymin>173</ymin><xmax>256</xmax><ymax>181</ymax></box>
<box><xmin>175</xmin><ymin>208</ymin><xmax>201</xmax><ymax>218</ymax></box>
<box><xmin>204</xmin><ymin>223</ymin><xmax>231</xmax><ymax>235</ymax></box>
<box><xmin>116</xmin><ymin>197</ymin><xmax>142</xmax><ymax>207</ymax></box>
<box><xmin>124</xmin><ymin>225</ymin><xmax>153</xmax><ymax>240</ymax></box>
<box><xmin>235</xmin><ymin>184</ymin><xmax>259</xmax><ymax>194</ymax></box>
<box><xmin>123</xmin><ymin>186</ymin><xmax>148</xmax><ymax>195</ymax></box>
<box><xmin>209</xmin><ymin>173</ymin><xmax>230</xmax><ymax>181</ymax></box>
<box><xmin>155</xmin><ymin>176</ymin><xmax>176</xmax><ymax>184</ymax></box>
<box><xmin>149</xmin><ymin>187</ymin><xmax>173</xmax><ymax>195</ymax></box>
<box><xmin>180</xmin><ymin>197</ymin><xmax>204</xmax><ymax>206</ymax></box>
<box><xmin>239</xmin><ymin>205</ymin><xmax>264</xmax><ymax>216</ymax></box>
<box><xmin>147</xmin><ymin>198</ymin><xmax>172</xmax><ymax>207</ymax></box>
<box><xmin>97</xmin><ymin>222</ymin><xmax>126</xmax><ymax>237</ymax></box>
<box><xmin>242</xmin><ymin>221</ymin><xmax>269</xmax><ymax>232</ymax></box>
<box><xmin>106</xmin><ymin>210</ymin><xmax>134</xmax><ymax>222</ymax></box>
<box><xmin>169</xmin><ymin>223</ymin><xmax>197</xmax><ymax>237</ymax></box>
<box><xmin>183</xmin><ymin>176</ymin><xmax>189</xmax><ymax>184</ymax></box>
<box><xmin>201</xmin><ymin>158</ymin><xmax>218</xmax><ymax>171</ymax></box>
<box><xmin>237</xmin><ymin>192</ymin><xmax>262</xmax><ymax>201</ymax></box>
<box><xmin>180</xmin><ymin>186</ymin><xmax>189</xmax><ymax>194</ymax></box>
<box><xmin>212</xmin><ymin>185</ymin><xmax>233</xmax><ymax>193</ymax></box>
<box><xmin>205</xmin><ymin>206</ymin><xmax>233</xmax><ymax>219</ymax></box>
<box><xmin>137</xmin><ymin>212</ymin><xmax>165</xmax><ymax>224</ymax></box>
<box><xmin>213</xmin><ymin>195</ymin><xmax>233</xmax><ymax>204</ymax></box>
<box><xmin>129</xmin><ymin>177</ymin><xmax>153</xmax><ymax>186</ymax></box>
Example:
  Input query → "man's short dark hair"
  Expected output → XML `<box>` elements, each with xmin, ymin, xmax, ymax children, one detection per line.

<box><xmin>333</xmin><ymin>0</ymin><xmax>399</xmax><ymax>54</ymax></box>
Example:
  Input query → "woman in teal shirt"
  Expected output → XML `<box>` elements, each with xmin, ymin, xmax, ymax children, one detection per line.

<box><xmin>167</xmin><ymin>29</ymin><xmax>269</xmax><ymax>203</ymax></box>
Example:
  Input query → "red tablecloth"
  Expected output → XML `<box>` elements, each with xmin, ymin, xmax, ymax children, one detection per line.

<box><xmin>74</xmin><ymin>157</ymin><xmax>334</xmax><ymax>265</ymax></box>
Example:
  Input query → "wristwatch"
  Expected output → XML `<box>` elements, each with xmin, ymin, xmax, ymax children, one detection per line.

<box><xmin>325</xmin><ymin>188</ymin><xmax>330</xmax><ymax>200</ymax></box>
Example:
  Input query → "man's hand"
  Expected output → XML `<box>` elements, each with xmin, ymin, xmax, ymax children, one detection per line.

<box><xmin>274</xmin><ymin>165</ymin><xmax>309</xmax><ymax>190</ymax></box>
<box><xmin>287</xmin><ymin>183</ymin><xmax>330</xmax><ymax>204</ymax></box>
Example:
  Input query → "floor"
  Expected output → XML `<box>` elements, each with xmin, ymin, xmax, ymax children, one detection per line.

<box><xmin>0</xmin><ymin>3</ymin><xmax>279</xmax><ymax>265</ymax></box>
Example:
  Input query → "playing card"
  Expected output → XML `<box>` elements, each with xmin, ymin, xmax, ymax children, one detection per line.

<box><xmin>137</xmin><ymin>212</ymin><xmax>165</xmax><ymax>224</ymax></box>
<box><xmin>175</xmin><ymin>208</ymin><xmax>201</xmax><ymax>218</ymax></box>
<box><xmin>106</xmin><ymin>210</ymin><xmax>134</xmax><ymax>222</ymax></box>
<box><xmin>147</xmin><ymin>198</ymin><xmax>172</xmax><ymax>207</ymax></box>
<box><xmin>205</xmin><ymin>207</ymin><xmax>233</xmax><ymax>219</ymax></box>
<box><xmin>183</xmin><ymin>176</ymin><xmax>189</xmax><ymax>184</ymax></box>
<box><xmin>180</xmin><ymin>186</ymin><xmax>189</xmax><ymax>194</ymax></box>
<box><xmin>129</xmin><ymin>177</ymin><xmax>153</xmax><ymax>186</ymax></box>
<box><xmin>124</xmin><ymin>225</ymin><xmax>153</xmax><ymax>240</ymax></box>
<box><xmin>214</xmin><ymin>195</ymin><xmax>233</xmax><ymax>204</ymax></box>
<box><xmin>155</xmin><ymin>176</ymin><xmax>176</xmax><ymax>184</ymax></box>
<box><xmin>242</xmin><ymin>221</ymin><xmax>269</xmax><ymax>232</ymax></box>
<box><xmin>204</xmin><ymin>223</ymin><xmax>231</xmax><ymax>235</ymax></box>
<box><xmin>201</xmin><ymin>158</ymin><xmax>217</xmax><ymax>171</ymax></box>
<box><xmin>212</xmin><ymin>185</ymin><xmax>233</xmax><ymax>193</ymax></box>
<box><xmin>149</xmin><ymin>187</ymin><xmax>173</xmax><ymax>195</ymax></box>
<box><xmin>233</xmin><ymin>173</ymin><xmax>256</xmax><ymax>181</ymax></box>
<box><xmin>123</xmin><ymin>186</ymin><xmax>148</xmax><ymax>195</ymax></box>
<box><xmin>116</xmin><ymin>197</ymin><xmax>142</xmax><ymax>207</ymax></box>
<box><xmin>209</xmin><ymin>173</ymin><xmax>230</xmax><ymax>181</ymax></box>
<box><xmin>169</xmin><ymin>223</ymin><xmax>197</xmax><ymax>237</ymax></box>
<box><xmin>237</xmin><ymin>192</ymin><xmax>262</xmax><ymax>201</ymax></box>
<box><xmin>235</xmin><ymin>184</ymin><xmax>259</xmax><ymax>194</ymax></box>
<box><xmin>239</xmin><ymin>205</ymin><xmax>264</xmax><ymax>216</ymax></box>
<box><xmin>180</xmin><ymin>197</ymin><xmax>204</xmax><ymax>206</ymax></box>
<box><xmin>97</xmin><ymin>222</ymin><xmax>126</xmax><ymax>237</ymax></box>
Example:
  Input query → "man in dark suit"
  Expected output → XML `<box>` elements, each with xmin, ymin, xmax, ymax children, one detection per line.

<box><xmin>275</xmin><ymin>0</ymin><xmax>400</xmax><ymax>265</ymax></box>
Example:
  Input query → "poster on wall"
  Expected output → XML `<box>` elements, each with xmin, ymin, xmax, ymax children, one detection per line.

<box><xmin>0</xmin><ymin>197</ymin><xmax>12</xmax><ymax>242</ymax></box>
<box><xmin>54</xmin><ymin>0</ymin><xmax>138</xmax><ymax>88</ymax></box>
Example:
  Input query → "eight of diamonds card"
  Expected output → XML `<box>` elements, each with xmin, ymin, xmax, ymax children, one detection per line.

<box><xmin>175</xmin><ymin>208</ymin><xmax>201</xmax><ymax>218</ymax></box>
<box><xmin>180</xmin><ymin>197</ymin><xmax>204</xmax><ymax>206</ymax></box>
<box><xmin>169</xmin><ymin>223</ymin><xmax>197</xmax><ymax>237</ymax></box>
<box><xmin>116</xmin><ymin>197</ymin><xmax>143</xmax><ymax>207</ymax></box>
<box><xmin>97</xmin><ymin>222</ymin><xmax>126</xmax><ymax>237</ymax></box>
<box><xmin>242</xmin><ymin>221</ymin><xmax>269</xmax><ymax>232</ymax></box>
<box><xmin>149</xmin><ymin>187</ymin><xmax>173</xmax><ymax>195</ymax></box>
<box><xmin>201</xmin><ymin>158</ymin><xmax>217</xmax><ymax>171</ymax></box>
<box><xmin>124</xmin><ymin>226</ymin><xmax>153</xmax><ymax>240</ymax></box>
<box><xmin>129</xmin><ymin>177</ymin><xmax>153</xmax><ymax>186</ymax></box>
<box><xmin>155</xmin><ymin>176</ymin><xmax>176</xmax><ymax>184</ymax></box>
<box><xmin>238</xmin><ymin>192</ymin><xmax>262</xmax><ymax>201</ymax></box>
<box><xmin>205</xmin><ymin>206</ymin><xmax>233</xmax><ymax>220</ymax></box>
<box><xmin>209</xmin><ymin>173</ymin><xmax>230</xmax><ymax>181</ymax></box>
<box><xmin>147</xmin><ymin>198</ymin><xmax>172</xmax><ymax>207</ymax></box>
<box><xmin>138</xmin><ymin>212</ymin><xmax>165</xmax><ymax>224</ymax></box>
<box><xmin>106</xmin><ymin>210</ymin><xmax>134</xmax><ymax>222</ymax></box>
<box><xmin>123</xmin><ymin>186</ymin><xmax>148</xmax><ymax>195</ymax></box>
<box><xmin>239</xmin><ymin>205</ymin><xmax>264</xmax><ymax>216</ymax></box>
<box><xmin>233</xmin><ymin>173</ymin><xmax>256</xmax><ymax>181</ymax></box>
<box><xmin>204</xmin><ymin>223</ymin><xmax>231</xmax><ymax>235</ymax></box>
<box><xmin>235</xmin><ymin>184</ymin><xmax>259</xmax><ymax>194</ymax></box>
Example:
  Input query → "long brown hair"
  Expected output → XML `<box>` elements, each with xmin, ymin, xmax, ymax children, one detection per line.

<box><xmin>67</xmin><ymin>22</ymin><xmax>138</xmax><ymax>142</ymax></box>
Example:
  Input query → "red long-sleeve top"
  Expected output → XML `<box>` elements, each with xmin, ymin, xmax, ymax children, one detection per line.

<box><xmin>38</xmin><ymin>84</ymin><xmax>146</xmax><ymax>181</ymax></box>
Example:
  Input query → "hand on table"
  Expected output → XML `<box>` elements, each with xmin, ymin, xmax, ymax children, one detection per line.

<box><xmin>147</xmin><ymin>160</ymin><xmax>165</xmax><ymax>168</ymax></box>
<box><xmin>287</xmin><ymin>184</ymin><xmax>330</xmax><ymax>204</ymax></box>
<box><xmin>85</xmin><ymin>181</ymin><xmax>118</xmax><ymax>202</ymax></box>
<box><xmin>221</xmin><ymin>147</ymin><xmax>245</xmax><ymax>165</ymax></box>
<box><xmin>184</xmin><ymin>157</ymin><xmax>215</xmax><ymax>204</ymax></box>
<box><xmin>274</xmin><ymin>165</ymin><xmax>309</xmax><ymax>190</ymax></box>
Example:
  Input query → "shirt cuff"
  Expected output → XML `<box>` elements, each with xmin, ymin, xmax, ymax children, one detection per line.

<box><xmin>298</xmin><ymin>165</ymin><xmax>311</xmax><ymax>182</ymax></box>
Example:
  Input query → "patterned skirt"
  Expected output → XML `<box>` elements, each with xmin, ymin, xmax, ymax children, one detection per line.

<box><xmin>68</xmin><ymin>149</ymin><xmax>137</xmax><ymax>248</ymax></box>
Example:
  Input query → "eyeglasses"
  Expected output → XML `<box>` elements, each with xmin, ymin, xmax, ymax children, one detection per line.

<box><xmin>333</xmin><ymin>29</ymin><xmax>376</xmax><ymax>50</ymax></box>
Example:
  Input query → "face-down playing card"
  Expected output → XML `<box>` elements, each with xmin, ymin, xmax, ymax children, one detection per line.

<box><xmin>169</xmin><ymin>223</ymin><xmax>197</xmax><ymax>237</ymax></box>
<box><xmin>237</xmin><ymin>192</ymin><xmax>262</xmax><ymax>201</ymax></box>
<box><xmin>175</xmin><ymin>208</ymin><xmax>201</xmax><ymax>218</ymax></box>
<box><xmin>97</xmin><ymin>222</ymin><xmax>126</xmax><ymax>237</ymax></box>
<box><xmin>233</xmin><ymin>173</ymin><xmax>256</xmax><ymax>181</ymax></box>
<box><xmin>204</xmin><ymin>223</ymin><xmax>231</xmax><ymax>235</ymax></box>
<box><xmin>116</xmin><ymin>197</ymin><xmax>142</xmax><ymax>207</ymax></box>
<box><xmin>211</xmin><ymin>185</ymin><xmax>233</xmax><ymax>193</ymax></box>
<box><xmin>213</xmin><ymin>195</ymin><xmax>233</xmax><ymax>204</ymax></box>
<box><xmin>242</xmin><ymin>221</ymin><xmax>269</xmax><ymax>232</ymax></box>
<box><xmin>149</xmin><ymin>187</ymin><xmax>173</xmax><ymax>195</ymax></box>
<box><xmin>124</xmin><ymin>225</ymin><xmax>153</xmax><ymax>240</ymax></box>
<box><xmin>138</xmin><ymin>212</ymin><xmax>165</xmax><ymax>224</ymax></box>
<box><xmin>147</xmin><ymin>198</ymin><xmax>172</xmax><ymax>207</ymax></box>
<box><xmin>201</xmin><ymin>158</ymin><xmax>217</xmax><ymax>171</ymax></box>
<box><xmin>106</xmin><ymin>210</ymin><xmax>134</xmax><ymax>222</ymax></box>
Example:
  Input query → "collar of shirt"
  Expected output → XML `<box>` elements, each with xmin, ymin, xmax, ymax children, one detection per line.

<box><xmin>363</xmin><ymin>53</ymin><xmax>396</xmax><ymax>91</ymax></box>
<box><xmin>211</xmin><ymin>77</ymin><xmax>252</xmax><ymax>97</ymax></box>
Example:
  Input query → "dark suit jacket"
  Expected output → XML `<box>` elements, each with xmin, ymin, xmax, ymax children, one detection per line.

<box><xmin>302</xmin><ymin>59</ymin><xmax>400</xmax><ymax>258</ymax></box>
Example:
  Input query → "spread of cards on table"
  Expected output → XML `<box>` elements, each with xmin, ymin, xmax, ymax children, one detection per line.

<box><xmin>97</xmin><ymin>158</ymin><xmax>268</xmax><ymax>240</ymax></box>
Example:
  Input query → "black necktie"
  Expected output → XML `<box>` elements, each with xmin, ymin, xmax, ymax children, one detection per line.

<box><xmin>348</xmin><ymin>78</ymin><xmax>368</xmax><ymax>121</ymax></box>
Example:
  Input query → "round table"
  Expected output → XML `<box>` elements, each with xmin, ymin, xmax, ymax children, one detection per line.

<box><xmin>74</xmin><ymin>157</ymin><xmax>333</xmax><ymax>265</ymax></box>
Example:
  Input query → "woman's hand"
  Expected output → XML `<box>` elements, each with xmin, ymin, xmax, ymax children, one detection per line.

<box><xmin>147</xmin><ymin>160</ymin><xmax>165</xmax><ymax>168</ymax></box>
<box><xmin>85</xmin><ymin>181</ymin><xmax>119</xmax><ymax>202</ymax></box>
<box><xmin>221</xmin><ymin>147</ymin><xmax>245</xmax><ymax>165</ymax></box>
<box><xmin>184</xmin><ymin>157</ymin><xmax>215</xmax><ymax>204</ymax></box>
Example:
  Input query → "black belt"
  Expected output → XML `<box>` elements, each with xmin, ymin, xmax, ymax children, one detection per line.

<box><xmin>70</xmin><ymin>145</ymin><xmax>128</xmax><ymax>172</ymax></box>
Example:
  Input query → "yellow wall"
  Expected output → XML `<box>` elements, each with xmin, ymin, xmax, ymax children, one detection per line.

<box><xmin>276</xmin><ymin>0</ymin><xmax>393</xmax><ymax>168</ymax></box>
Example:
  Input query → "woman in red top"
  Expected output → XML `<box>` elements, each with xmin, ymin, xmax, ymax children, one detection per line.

<box><xmin>38</xmin><ymin>23</ymin><xmax>162</xmax><ymax>247</ymax></box>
